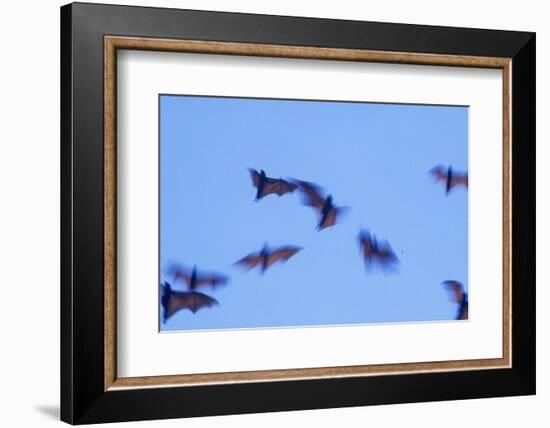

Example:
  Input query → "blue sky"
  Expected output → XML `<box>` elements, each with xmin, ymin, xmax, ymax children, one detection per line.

<box><xmin>159</xmin><ymin>95</ymin><xmax>468</xmax><ymax>332</ymax></box>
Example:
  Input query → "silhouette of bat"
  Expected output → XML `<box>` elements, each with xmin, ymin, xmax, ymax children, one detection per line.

<box><xmin>430</xmin><ymin>165</ymin><xmax>468</xmax><ymax>195</ymax></box>
<box><xmin>248</xmin><ymin>168</ymin><xmax>297</xmax><ymax>200</ymax></box>
<box><xmin>168</xmin><ymin>264</ymin><xmax>228</xmax><ymax>291</ymax></box>
<box><xmin>161</xmin><ymin>282</ymin><xmax>218</xmax><ymax>322</ymax></box>
<box><xmin>358</xmin><ymin>229</ymin><xmax>399</xmax><ymax>271</ymax></box>
<box><xmin>235</xmin><ymin>244</ymin><xmax>302</xmax><ymax>274</ymax></box>
<box><xmin>293</xmin><ymin>179</ymin><xmax>347</xmax><ymax>230</ymax></box>
<box><xmin>442</xmin><ymin>280</ymin><xmax>468</xmax><ymax>320</ymax></box>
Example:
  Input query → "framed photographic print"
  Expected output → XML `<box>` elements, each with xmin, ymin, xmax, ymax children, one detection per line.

<box><xmin>60</xmin><ymin>2</ymin><xmax>535</xmax><ymax>424</ymax></box>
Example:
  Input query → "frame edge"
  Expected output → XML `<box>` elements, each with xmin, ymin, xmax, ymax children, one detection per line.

<box><xmin>60</xmin><ymin>2</ymin><xmax>74</xmax><ymax>425</ymax></box>
<box><xmin>510</xmin><ymin>33</ymin><xmax>536</xmax><ymax>394</ymax></box>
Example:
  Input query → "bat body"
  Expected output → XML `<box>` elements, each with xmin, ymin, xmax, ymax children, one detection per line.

<box><xmin>235</xmin><ymin>244</ymin><xmax>302</xmax><ymax>273</ymax></box>
<box><xmin>442</xmin><ymin>280</ymin><xmax>468</xmax><ymax>320</ymax></box>
<box><xmin>161</xmin><ymin>282</ymin><xmax>219</xmax><ymax>322</ymax></box>
<box><xmin>294</xmin><ymin>180</ymin><xmax>347</xmax><ymax>230</ymax></box>
<box><xmin>248</xmin><ymin>168</ymin><xmax>297</xmax><ymax>200</ymax></box>
<box><xmin>358</xmin><ymin>230</ymin><xmax>399</xmax><ymax>271</ymax></box>
<box><xmin>168</xmin><ymin>264</ymin><xmax>228</xmax><ymax>291</ymax></box>
<box><xmin>430</xmin><ymin>165</ymin><xmax>468</xmax><ymax>195</ymax></box>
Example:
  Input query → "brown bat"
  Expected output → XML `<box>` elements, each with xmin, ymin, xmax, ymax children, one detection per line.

<box><xmin>161</xmin><ymin>282</ymin><xmax>218</xmax><ymax>322</ymax></box>
<box><xmin>442</xmin><ymin>280</ymin><xmax>469</xmax><ymax>320</ymax></box>
<box><xmin>430</xmin><ymin>165</ymin><xmax>468</xmax><ymax>195</ymax></box>
<box><xmin>358</xmin><ymin>229</ymin><xmax>399</xmax><ymax>271</ymax></box>
<box><xmin>248</xmin><ymin>168</ymin><xmax>297</xmax><ymax>201</ymax></box>
<box><xmin>293</xmin><ymin>179</ymin><xmax>347</xmax><ymax>230</ymax></box>
<box><xmin>235</xmin><ymin>243</ymin><xmax>302</xmax><ymax>274</ymax></box>
<box><xmin>168</xmin><ymin>264</ymin><xmax>228</xmax><ymax>291</ymax></box>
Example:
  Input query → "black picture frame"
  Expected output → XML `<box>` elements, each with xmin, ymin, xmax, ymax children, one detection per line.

<box><xmin>61</xmin><ymin>2</ymin><xmax>535</xmax><ymax>424</ymax></box>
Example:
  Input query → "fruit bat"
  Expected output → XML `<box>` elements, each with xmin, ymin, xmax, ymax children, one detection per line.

<box><xmin>235</xmin><ymin>244</ymin><xmax>302</xmax><ymax>274</ymax></box>
<box><xmin>430</xmin><ymin>165</ymin><xmax>468</xmax><ymax>195</ymax></box>
<box><xmin>248</xmin><ymin>168</ymin><xmax>297</xmax><ymax>201</ymax></box>
<box><xmin>161</xmin><ymin>282</ymin><xmax>219</xmax><ymax>322</ymax></box>
<box><xmin>168</xmin><ymin>264</ymin><xmax>229</xmax><ymax>291</ymax></box>
<box><xmin>442</xmin><ymin>280</ymin><xmax>469</xmax><ymax>320</ymax></box>
<box><xmin>293</xmin><ymin>179</ymin><xmax>347</xmax><ymax>230</ymax></box>
<box><xmin>358</xmin><ymin>229</ymin><xmax>399</xmax><ymax>271</ymax></box>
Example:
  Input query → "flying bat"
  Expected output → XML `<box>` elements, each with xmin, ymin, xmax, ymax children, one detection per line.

<box><xmin>161</xmin><ymin>282</ymin><xmax>219</xmax><ymax>322</ymax></box>
<box><xmin>293</xmin><ymin>179</ymin><xmax>347</xmax><ymax>230</ymax></box>
<box><xmin>358</xmin><ymin>229</ymin><xmax>399</xmax><ymax>271</ymax></box>
<box><xmin>235</xmin><ymin>243</ymin><xmax>302</xmax><ymax>274</ymax></box>
<box><xmin>248</xmin><ymin>168</ymin><xmax>297</xmax><ymax>201</ymax></box>
<box><xmin>430</xmin><ymin>165</ymin><xmax>468</xmax><ymax>195</ymax></box>
<box><xmin>442</xmin><ymin>280</ymin><xmax>468</xmax><ymax>320</ymax></box>
<box><xmin>168</xmin><ymin>264</ymin><xmax>229</xmax><ymax>291</ymax></box>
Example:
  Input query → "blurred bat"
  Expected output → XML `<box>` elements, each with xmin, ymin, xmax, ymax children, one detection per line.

<box><xmin>430</xmin><ymin>165</ymin><xmax>468</xmax><ymax>195</ymax></box>
<box><xmin>442</xmin><ymin>280</ymin><xmax>468</xmax><ymax>320</ymax></box>
<box><xmin>168</xmin><ymin>264</ymin><xmax>229</xmax><ymax>291</ymax></box>
<box><xmin>358</xmin><ymin>229</ymin><xmax>399</xmax><ymax>271</ymax></box>
<box><xmin>248</xmin><ymin>168</ymin><xmax>297</xmax><ymax>200</ymax></box>
<box><xmin>161</xmin><ymin>282</ymin><xmax>219</xmax><ymax>322</ymax></box>
<box><xmin>293</xmin><ymin>179</ymin><xmax>347</xmax><ymax>230</ymax></box>
<box><xmin>235</xmin><ymin>243</ymin><xmax>302</xmax><ymax>274</ymax></box>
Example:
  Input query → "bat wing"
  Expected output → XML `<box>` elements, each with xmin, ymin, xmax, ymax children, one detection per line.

<box><xmin>234</xmin><ymin>252</ymin><xmax>263</xmax><ymax>270</ymax></box>
<box><xmin>318</xmin><ymin>206</ymin><xmax>348</xmax><ymax>230</ymax></box>
<box><xmin>261</xmin><ymin>178</ymin><xmax>298</xmax><ymax>197</ymax></box>
<box><xmin>167</xmin><ymin>264</ymin><xmax>192</xmax><ymax>286</ymax></box>
<box><xmin>376</xmin><ymin>243</ymin><xmax>399</xmax><ymax>267</ymax></box>
<box><xmin>429</xmin><ymin>166</ymin><xmax>448</xmax><ymax>183</ymax></box>
<box><xmin>194</xmin><ymin>272</ymin><xmax>229</xmax><ymax>289</ymax></box>
<box><xmin>164</xmin><ymin>291</ymin><xmax>218</xmax><ymax>318</ymax></box>
<box><xmin>248</xmin><ymin>168</ymin><xmax>261</xmax><ymax>188</ymax></box>
<box><xmin>450</xmin><ymin>174</ymin><xmax>468</xmax><ymax>189</ymax></box>
<box><xmin>295</xmin><ymin>180</ymin><xmax>326</xmax><ymax>209</ymax></box>
<box><xmin>265</xmin><ymin>246</ymin><xmax>302</xmax><ymax>269</ymax></box>
<box><xmin>360</xmin><ymin>238</ymin><xmax>375</xmax><ymax>266</ymax></box>
<box><xmin>187</xmin><ymin>291</ymin><xmax>219</xmax><ymax>313</ymax></box>
<box><xmin>358</xmin><ymin>231</ymin><xmax>374</xmax><ymax>263</ymax></box>
<box><xmin>278</xmin><ymin>179</ymin><xmax>298</xmax><ymax>195</ymax></box>
<box><xmin>442</xmin><ymin>280</ymin><xmax>465</xmax><ymax>304</ymax></box>
<box><xmin>162</xmin><ymin>290</ymin><xmax>193</xmax><ymax>320</ymax></box>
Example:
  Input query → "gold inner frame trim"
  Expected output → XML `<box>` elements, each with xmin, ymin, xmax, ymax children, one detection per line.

<box><xmin>104</xmin><ymin>35</ymin><xmax>512</xmax><ymax>391</ymax></box>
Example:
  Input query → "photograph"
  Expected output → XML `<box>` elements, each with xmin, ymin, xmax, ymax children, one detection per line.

<box><xmin>159</xmin><ymin>95</ymin><xmax>469</xmax><ymax>331</ymax></box>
